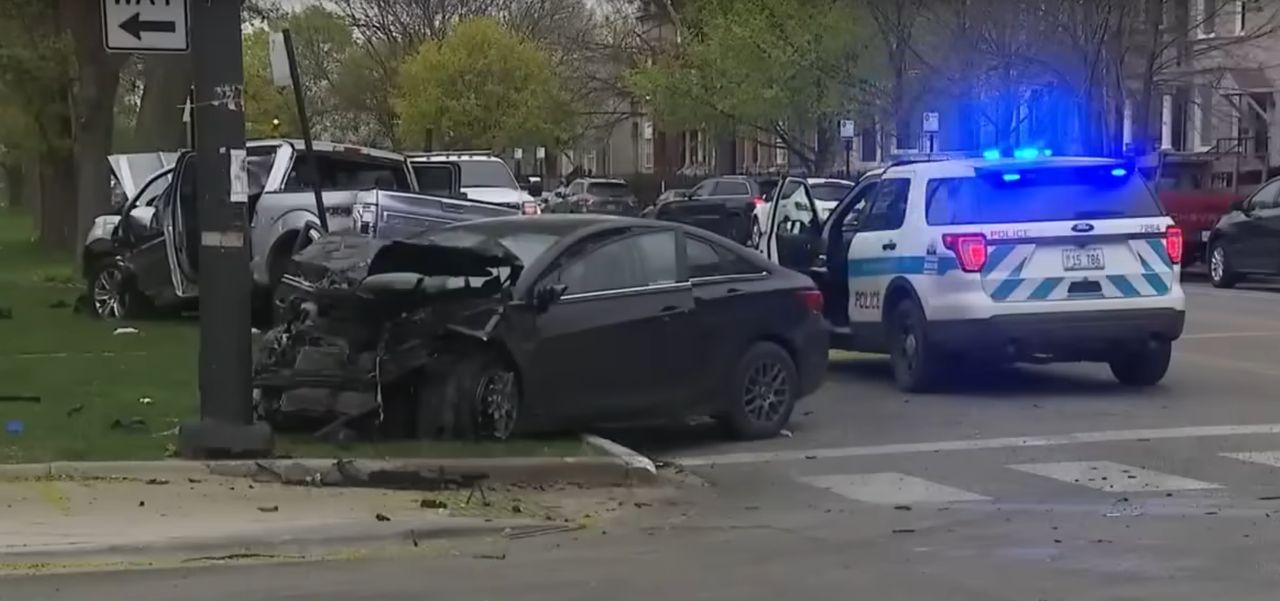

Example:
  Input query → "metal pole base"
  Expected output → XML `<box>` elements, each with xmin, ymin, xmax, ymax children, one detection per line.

<box><xmin>178</xmin><ymin>419</ymin><xmax>274</xmax><ymax>459</ymax></box>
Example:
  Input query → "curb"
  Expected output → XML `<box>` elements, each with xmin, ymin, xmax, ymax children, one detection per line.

<box><xmin>0</xmin><ymin>517</ymin><xmax>545</xmax><ymax>564</ymax></box>
<box><xmin>0</xmin><ymin>434</ymin><xmax>661</xmax><ymax>487</ymax></box>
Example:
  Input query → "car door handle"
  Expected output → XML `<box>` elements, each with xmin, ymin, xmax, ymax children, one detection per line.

<box><xmin>882</xmin><ymin>241</ymin><xmax>897</xmax><ymax>251</ymax></box>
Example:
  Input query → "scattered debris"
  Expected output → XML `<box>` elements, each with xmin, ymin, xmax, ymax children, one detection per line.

<box><xmin>419</xmin><ymin>498</ymin><xmax>448</xmax><ymax>509</ymax></box>
<box><xmin>779</xmin><ymin>429</ymin><xmax>793</xmax><ymax>438</ymax></box>
<box><xmin>1258</xmin><ymin>496</ymin><xmax>1280</xmax><ymax>501</ymax></box>
<box><xmin>5</xmin><ymin>420</ymin><xmax>23</xmax><ymax>435</ymax></box>
<box><xmin>183</xmin><ymin>552</ymin><xmax>302</xmax><ymax>563</ymax></box>
<box><xmin>257</xmin><ymin>505</ymin><xmax>279</xmax><ymax>513</ymax></box>
<box><xmin>145</xmin><ymin>478</ymin><xmax>169</xmax><ymax>485</ymax></box>
<box><xmin>803</xmin><ymin>455</ymin><xmax>817</xmax><ymax>460</ymax></box>
<box><xmin>1204</xmin><ymin>511</ymin><xmax>1219</xmax><ymax>516</ymax></box>
<box><xmin>138</xmin><ymin>500</ymin><xmax>145</xmax><ymax>507</ymax></box>
<box><xmin>473</xmin><ymin>552</ymin><xmax>506</xmax><ymax>560</ymax></box>
<box><xmin>1053</xmin><ymin>539</ymin><xmax>1062</xmax><ymax>544</ymax></box>
<box><xmin>894</xmin><ymin>505</ymin><xmax>912</xmax><ymax>511</ymax></box>
<box><xmin>1092</xmin><ymin>539</ymin><xmax>1113</xmax><ymax>544</ymax></box>
<box><xmin>112</xmin><ymin>327</ymin><xmax>139</xmax><ymax>335</ymax></box>
<box><xmin>892</xmin><ymin>529</ymin><xmax>916</xmax><ymax>534</ymax></box>
<box><xmin>503</xmin><ymin>524</ymin><xmax>583</xmax><ymax>540</ymax></box>
<box><xmin>187</xmin><ymin>477</ymin><xmax>204</xmax><ymax>484</ymax></box>
<box><xmin>66</xmin><ymin>404</ymin><xmax>85</xmax><ymax>417</ymax></box>
<box><xmin>0</xmin><ymin>395</ymin><xmax>40</xmax><ymax>403</ymax></box>
<box><xmin>633</xmin><ymin>502</ymin><xmax>652</xmax><ymax>508</ymax></box>
<box><xmin>510</xmin><ymin>503</ymin><xmax>524</xmax><ymax>514</ymax></box>
<box><xmin>743</xmin><ymin>505</ymin><xmax>760</xmax><ymax>511</ymax></box>
<box><xmin>109</xmin><ymin>417</ymin><xmax>148</xmax><ymax>431</ymax></box>
<box><xmin>138</xmin><ymin>397</ymin><xmax>154</xmax><ymax>405</ymax></box>
<box><xmin>375</xmin><ymin>513</ymin><xmax>391</xmax><ymax>522</ymax></box>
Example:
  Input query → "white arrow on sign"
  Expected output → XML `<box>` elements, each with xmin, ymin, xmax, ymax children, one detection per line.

<box><xmin>103</xmin><ymin>0</ymin><xmax>190</xmax><ymax>54</ymax></box>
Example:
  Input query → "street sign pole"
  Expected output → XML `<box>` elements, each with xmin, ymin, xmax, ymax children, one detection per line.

<box><xmin>178</xmin><ymin>0</ymin><xmax>272</xmax><ymax>458</ymax></box>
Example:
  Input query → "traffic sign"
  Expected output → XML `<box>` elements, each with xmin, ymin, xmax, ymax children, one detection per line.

<box><xmin>839</xmin><ymin>119</ymin><xmax>856</xmax><ymax>140</ymax></box>
<box><xmin>922</xmin><ymin>112</ymin><xmax>940</xmax><ymax>133</ymax></box>
<box><xmin>103</xmin><ymin>0</ymin><xmax>190</xmax><ymax>54</ymax></box>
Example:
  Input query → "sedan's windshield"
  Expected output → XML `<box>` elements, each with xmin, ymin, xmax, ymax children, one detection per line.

<box><xmin>459</xmin><ymin>160</ymin><xmax>519</xmax><ymax>189</ymax></box>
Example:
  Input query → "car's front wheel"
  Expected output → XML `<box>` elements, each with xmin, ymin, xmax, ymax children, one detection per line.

<box><xmin>720</xmin><ymin>341</ymin><xmax>798</xmax><ymax>440</ymax></box>
<box><xmin>1209</xmin><ymin>242</ymin><xmax>1240</xmax><ymax>288</ymax></box>
<box><xmin>1109</xmin><ymin>340</ymin><xmax>1172</xmax><ymax>387</ymax></box>
<box><xmin>88</xmin><ymin>257</ymin><xmax>147</xmax><ymax>321</ymax></box>
<box><xmin>417</xmin><ymin>351</ymin><xmax>520</xmax><ymax>440</ymax></box>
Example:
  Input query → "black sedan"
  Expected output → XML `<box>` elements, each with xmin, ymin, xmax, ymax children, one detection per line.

<box><xmin>257</xmin><ymin>215</ymin><xmax>829</xmax><ymax>441</ymax></box>
<box><xmin>1207</xmin><ymin>177</ymin><xmax>1280</xmax><ymax>288</ymax></box>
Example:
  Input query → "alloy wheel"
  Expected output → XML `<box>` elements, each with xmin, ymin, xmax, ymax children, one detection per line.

<box><xmin>476</xmin><ymin>371</ymin><xmax>518</xmax><ymax>439</ymax></box>
<box><xmin>92</xmin><ymin>267</ymin><xmax>126</xmax><ymax>320</ymax></box>
<box><xmin>1210</xmin><ymin>246</ymin><xmax>1225</xmax><ymax>282</ymax></box>
<box><xmin>742</xmin><ymin>359</ymin><xmax>790</xmax><ymax>424</ymax></box>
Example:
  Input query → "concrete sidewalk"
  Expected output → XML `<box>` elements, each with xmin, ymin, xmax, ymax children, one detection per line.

<box><xmin>0</xmin><ymin>473</ymin><xmax>647</xmax><ymax>569</ymax></box>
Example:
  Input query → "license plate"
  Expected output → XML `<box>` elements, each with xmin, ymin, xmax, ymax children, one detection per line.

<box><xmin>1062</xmin><ymin>247</ymin><xmax>1105</xmax><ymax>271</ymax></box>
<box><xmin>1201</xmin><ymin>231</ymin><xmax>1211</xmax><ymax>242</ymax></box>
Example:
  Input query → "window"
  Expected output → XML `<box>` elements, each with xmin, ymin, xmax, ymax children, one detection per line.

<box><xmin>690</xmin><ymin>180</ymin><xmax>714</xmax><ymax>199</ymax></box>
<box><xmin>557</xmin><ymin>231</ymin><xmax>678</xmax><ymax>295</ymax></box>
<box><xmin>687</xmin><ymin>237</ymin><xmax>762</xmax><ymax>279</ymax></box>
<box><xmin>586</xmin><ymin>181</ymin><xmax>633</xmax><ymax>198</ymax></box>
<box><xmin>457</xmin><ymin>160</ymin><xmax>518</xmax><ymax>189</ymax></box>
<box><xmin>568</xmin><ymin>181</ymin><xmax>585</xmax><ymax>195</ymax></box>
<box><xmin>842</xmin><ymin>181</ymin><xmax>881</xmax><ymax>226</ymax></box>
<box><xmin>810</xmin><ymin>183</ymin><xmax>855</xmax><ymax>203</ymax></box>
<box><xmin>1247</xmin><ymin>179</ymin><xmax>1280</xmax><ymax>210</ymax></box>
<box><xmin>133</xmin><ymin>171</ymin><xmax>174</xmax><ymax>208</ymax></box>
<box><xmin>861</xmin><ymin>179</ymin><xmax>910</xmax><ymax>231</ymax></box>
<box><xmin>283</xmin><ymin>155</ymin><xmax>412</xmax><ymax>192</ymax></box>
<box><xmin>712</xmin><ymin>181</ymin><xmax>750</xmax><ymax>196</ymax></box>
<box><xmin>925</xmin><ymin>174</ymin><xmax>1163</xmax><ymax>225</ymax></box>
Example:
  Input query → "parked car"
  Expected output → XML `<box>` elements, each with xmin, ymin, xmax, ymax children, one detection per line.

<box><xmin>544</xmin><ymin>178</ymin><xmax>640</xmax><ymax>216</ymax></box>
<box><xmin>749</xmin><ymin>177</ymin><xmax>854</xmax><ymax>249</ymax></box>
<box><xmin>653</xmin><ymin>175</ymin><xmax>778</xmax><ymax>245</ymax></box>
<box><xmin>82</xmin><ymin>140</ymin><xmax>517</xmax><ymax>321</ymax></box>
<box><xmin>256</xmin><ymin>215</ymin><xmax>829</xmax><ymax>441</ymax></box>
<box><xmin>1206</xmin><ymin>175</ymin><xmax>1280</xmax><ymax>288</ymax></box>
<box><xmin>407</xmin><ymin>151</ymin><xmax>541</xmax><ymax>215</ymax></box>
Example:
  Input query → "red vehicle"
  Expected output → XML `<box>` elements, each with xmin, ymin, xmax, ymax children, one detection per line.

<box><xmin>1150</xmin><ymin>158</ymin><xmax>1244</xmax><ymax>266</ymax></box>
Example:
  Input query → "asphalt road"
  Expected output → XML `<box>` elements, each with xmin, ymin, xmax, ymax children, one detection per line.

<box><xmin>9</xmin><ymin>279</ymin><xmax>1280</xmax><ymax>600</ymax></box>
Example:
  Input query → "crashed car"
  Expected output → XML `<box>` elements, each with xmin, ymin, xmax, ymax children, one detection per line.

<box><xmin>254</xmin><ymin>215</ymin><xmax>829</xmax><ymax>441</ymax></box>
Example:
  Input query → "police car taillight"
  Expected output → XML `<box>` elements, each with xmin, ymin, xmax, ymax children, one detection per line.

<box><xmin>1166</xmin><ymin>226</ymin><xmax>1184</xmax><ymax>264</ymax></box>
<box><xmin>942</xmin><ymin>233</ymin><xmax>987</xmax><ymax>272</ymax></box>
<box><xmin>796</xmin><ymin>289</ymin><xmax>823</xmax><ymax>315</ymax></box>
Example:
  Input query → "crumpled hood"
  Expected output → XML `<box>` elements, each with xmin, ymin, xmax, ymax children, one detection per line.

<box><xmin>462</xmin><ymin>187</ymin><xmax>533</xmax><ymax>207</ymax></box>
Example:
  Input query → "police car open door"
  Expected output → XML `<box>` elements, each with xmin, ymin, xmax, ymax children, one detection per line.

<box><xmin>763</xmin><ymin>177</ymin><xmax>823</xmax><ymax>271</ymax></box>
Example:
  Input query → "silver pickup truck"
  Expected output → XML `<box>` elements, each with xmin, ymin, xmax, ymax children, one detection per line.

<box><xmin>83</xmin><ymin>139</ymin><xmax>517</xmax><ymax>320</ymax></box>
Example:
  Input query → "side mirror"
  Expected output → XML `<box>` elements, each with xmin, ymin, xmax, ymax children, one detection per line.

<box><xmin>128</xmin><ymin>206</ymin><xmax>157</xmax><ymax>231</ymax></box>
<box><xmin>531</xmin><ymin>283</ymin><xmax>568</xmax><ymax>311</ymax></box>
<box><xmin>1231</xmin><ymin>198</ymin><xmax>1247</xmax><ymax>213</ymax></box>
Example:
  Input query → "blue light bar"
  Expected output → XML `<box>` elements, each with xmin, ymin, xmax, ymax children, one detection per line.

<box><xmin>1041</xmin><ymin>149</ymin><xmax>1053</xmax><ymax>157</ymax></box>
<box><xmin>1012</xmin><ymin>147</ymin><xmax>1040</xmax><ymax>160</ymax></box>
<box><xmin>982</xmin><ymin>148</ymin><xmax>1002</xmax><ymax>160</ymax></box>
<box><xmin>1001</xmin><ymin>173</ymin><xmax>1022</xmax><ymax>182</ymax></box>
<box><xmin>1110</xmin><ymin>167</ymin><xmax>1128</xmax><ymax>177</ymax></box>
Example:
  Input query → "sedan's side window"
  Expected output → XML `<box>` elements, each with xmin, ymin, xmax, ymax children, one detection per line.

<box><xmin>688</xmin><ymin>236</ymin><xmax>763</xmax><ymax>279</ymax></box>
<box><xmin>557</xmin><ymin>231</ymin><xmax>678</xmax><ymax>295</ymax></box>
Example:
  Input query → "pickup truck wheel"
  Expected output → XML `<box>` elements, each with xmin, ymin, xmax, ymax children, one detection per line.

<box><xmin>888</xmin><ymin>301</ymin><xmax>942</xmax><ymax>392</ymax></box>
<box><xmin>1209</xmin><ymin>243</ymin><xmax>1240</xmax><ymax>289</ymax></box>
<box><xmin>88</xmin><ymin>257</ymin><xmax>148</xmax><ymax>320</ymax></box>
<box><xmin>1109</xmin><ymin>339</ymin><xmax>1172</xmax><ymax>387</ymax></box>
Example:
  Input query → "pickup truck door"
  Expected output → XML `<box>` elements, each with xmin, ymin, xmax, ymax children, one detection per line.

<box><xmin>162</xmin><ymin>153</ymin><xmax>199</xmax><ymax>298</ymax></box>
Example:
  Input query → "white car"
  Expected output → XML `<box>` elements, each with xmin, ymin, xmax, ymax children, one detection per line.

<box><xmin>408</xmin><ymin>152</ymin><xmax>541</xmax><ymax>214</ymax></box>
<box><xmin>761</xmin><ymin>151</ymin><xmax>1186</xmax><ymax>391</ymax></box>
<box><xmin>749</xmin><ymin>177</ymin><xmax>855</xmax><ymax>249</ymax></box>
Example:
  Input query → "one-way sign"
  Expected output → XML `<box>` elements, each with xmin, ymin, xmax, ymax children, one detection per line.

<box><xmin>103</xmin><ymin>0</ymin><xmax>189</xmax><ymax>54</ymax></box>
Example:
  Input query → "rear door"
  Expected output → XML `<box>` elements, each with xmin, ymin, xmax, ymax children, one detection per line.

<box><xmin>924</xmin><ymin>164</ymin><xmax>1174</xmax><ymax>304</ymax></box>
<box><xmin>161</xmin><ymin>153</ymin><xmax>199</xmax><ymax>298</ymax></box>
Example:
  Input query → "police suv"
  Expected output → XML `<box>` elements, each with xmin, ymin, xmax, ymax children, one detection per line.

<box><xmin>760</xmin><ymin>150</ymin><xmax>1186</xmax><ymax>391</ymax></box>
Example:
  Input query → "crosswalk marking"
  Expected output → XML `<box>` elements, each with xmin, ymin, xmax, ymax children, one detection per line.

<box><xmin>1220</xmin><ymin>451</ymin><xmax>1280</xmax><ymax>467</ymax></box>
<box><xmin>798</xmin><ymin>472</ymin><xmax>990</xmax><ymax>505</ymax></box>
<box><xmin>1007</xmin><ymin>461</ymin><xmax>1222</xmax><ymax>492</ymax></box>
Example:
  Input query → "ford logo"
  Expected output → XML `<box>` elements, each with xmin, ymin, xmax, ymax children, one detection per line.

<box><xmin>1072</xmin><ymin>223</ymin><xmax>1095</xmax><ymax>233</ymax></box>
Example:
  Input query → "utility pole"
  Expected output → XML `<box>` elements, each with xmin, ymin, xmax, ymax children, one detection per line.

<box><xmin>178</xmin><ymin>0</ymin><xmax>272</xmax><ymax>457</ymax></box>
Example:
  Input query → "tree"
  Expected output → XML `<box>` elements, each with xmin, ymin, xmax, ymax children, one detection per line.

<box><xmin>394</xmin><ymin>17</ymin><xmax>573</xmax><ymax>151</ymax></box>
<box><xmin>629</xmin><ymin>0</ymin><xmax>871</xmax><ymax>172</ymax></box>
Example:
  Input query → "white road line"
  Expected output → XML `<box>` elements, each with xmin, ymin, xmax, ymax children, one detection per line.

<box><xmin>1008</xmin><ymin>461</ymin><xmax>1222</xmax><ymax>493</ymax></box>
<box><xmin>799</xmin><ymin>472</ymin><xmax>989</xmax><ymax>505</ymax></box>
<box><xmin>673</xmin><ymin>424</ymin><xmax>1280</xmax><ymax>466</ymax></box>
<box><xmin>1221</xmin><ymin>451</ymin><xmax>1280</xmax><ymax>468</ymax></box>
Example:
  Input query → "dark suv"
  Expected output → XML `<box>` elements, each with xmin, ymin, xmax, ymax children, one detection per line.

<box><xmin>547</xmin><ymin>178</ymin><xmax>640</xmax><ymax>216</ymax></box>
<box><xmin>652</xmin><ymin>175</ymin><xmax>779</xmax><ymax>245</ymax></box>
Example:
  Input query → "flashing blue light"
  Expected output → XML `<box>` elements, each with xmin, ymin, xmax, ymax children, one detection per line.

<box><xmin>1012</xmin><ymin>147</ymin><xmax>1041</xmax><ymax>160</ymax></box>
<box><xmin>1110</xmin><ymin>168</ymin><xmax>1129</xmax><ymax>177</ymax></box>
<box><xmin>1001</xmin><ymin>173</ymin><xmax>1022</xmax><ymax>182</ymax></box>
<box><xmin>1041</xmin><ymin>149</ymin><xmax>1054</xmax><ymax>157</ymax></box>
<box><xmin>982</xmin><ymin>148</ymin><xmax>1002</xmax><ymax>160</ymax></box>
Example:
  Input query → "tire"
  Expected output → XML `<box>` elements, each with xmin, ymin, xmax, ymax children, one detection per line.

<box><xmin>416</xmin><ymin>352</ymin><xmax>520</xmax><ymax>440</ymax></box>
<box><xmin>720</xmin><ymin>341</ymin><xmax>799</xmax><ymax>440</ymax></box>
<box><xmin>888</xmin><ymin>301</ymin><xmax>943</xmax><ymax>392</ymax></box>
<box><xmin>1208</xmin><ymin>242</ymin><xmax>1240</xmax><ymax>289</ymax></box>
<box><xmin>1109</xmin><ymin>339</ymin><xmax>1172</xmax><ymax>387</ymax></box>
<box><xmin>747</xmin><ymin>217</ymin><xmax>762</xmax><ymax>249</ymax></box>
<box><xmin>87</xmin><ymin>257</ymin><xmax>148</xmax><ymax>320</ymax></box>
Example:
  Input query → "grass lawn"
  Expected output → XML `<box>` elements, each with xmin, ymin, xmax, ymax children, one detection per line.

<box><xmin>0</xmin><ymin>210</ymin><xmax>588</xmax><ymax>463</ymax></box>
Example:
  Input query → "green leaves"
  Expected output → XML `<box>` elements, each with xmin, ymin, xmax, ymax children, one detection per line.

<box><xmin>394</xmin><ymin>18</ymin><xmax>573</xmax><ymax>151</ymax></box>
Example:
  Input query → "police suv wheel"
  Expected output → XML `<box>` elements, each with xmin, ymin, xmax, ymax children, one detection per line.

<box><xmin>889</xmin><ymin>301</ymin><xmax>941</xmax><ymax>392</ymax></box>
<box><xmin>1209</xmin><ymin>243</ymin><xmax>1239</xmax><ymax>289</ymax></box>
<box><xmin>1109</xmin><ymin>340</ymin><xmax>1172</xmax><ymax>387</ymax></box>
